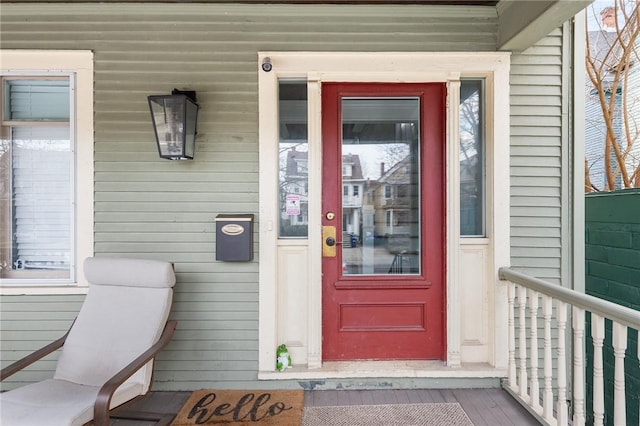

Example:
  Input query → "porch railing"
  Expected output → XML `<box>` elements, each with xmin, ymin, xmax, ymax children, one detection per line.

<box><xmin>498</xmin><ymin>267</ymin><xmax>640</xmax><ymax>426</ymax></box>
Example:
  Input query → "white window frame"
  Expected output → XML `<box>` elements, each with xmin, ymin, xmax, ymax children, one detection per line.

<box><xmin>0</xmin><ymin>50</ymin><xmax>94</xmax><ymax>295</ymax></box>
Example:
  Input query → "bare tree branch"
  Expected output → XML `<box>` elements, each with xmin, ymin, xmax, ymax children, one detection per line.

<box><xmin>585</xmin><ymin>0</ymin><xmax>640</xmax><ymax>191</ymax></box>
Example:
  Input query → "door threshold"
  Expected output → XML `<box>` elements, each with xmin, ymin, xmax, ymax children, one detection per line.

<box><xmin>258</xmin><ymin>360</ymin><xmax>505</xmax><ymax>381</ymax></box>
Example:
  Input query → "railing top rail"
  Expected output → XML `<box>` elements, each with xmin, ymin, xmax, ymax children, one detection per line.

<box><xmin>499</xmin><ymin>267</ymin><xmax>640</xmax><ymax>330</ymax></box>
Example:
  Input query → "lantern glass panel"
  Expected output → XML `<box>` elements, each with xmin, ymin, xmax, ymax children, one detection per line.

<box><xmin>184</xmin><ymin>99</ymin><xmax>198</xmax><ymax>158</ymax></box>
<box><xmin>148</xmin><ymin>94</ymin><xmax>198</xmax><ymax>160</ymax></box>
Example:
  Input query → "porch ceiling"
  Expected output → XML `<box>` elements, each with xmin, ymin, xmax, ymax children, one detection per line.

<box><xmin>0</xmin><ymin>0</ymin><xmax>501</xmax><ymax>3</ymax></box>
<box><xmin>496</xmin><ymin>0</ymin><xmax>593</xmax><ymax>51</ymax></box>
<box><xmin>0</xmin><ymin>0</ymin><xmax>593</xmax><ymax>52</ymax></box>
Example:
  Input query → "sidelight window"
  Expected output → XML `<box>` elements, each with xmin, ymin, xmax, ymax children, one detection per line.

<box><xmin>278</xmin><ymin>80</ymin><xmax>309</xmax><ymax>238</ymax></box>
<box><xmin>460</xmin><ymin>78</ymin><xmax>486</xmax><ymax>237</ymax></box>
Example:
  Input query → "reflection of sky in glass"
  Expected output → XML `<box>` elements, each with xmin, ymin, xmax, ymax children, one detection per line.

<box><xmin>460</xmin><ymin>90</ymin><xmax>479</xmax><ymax>160</ymax></box>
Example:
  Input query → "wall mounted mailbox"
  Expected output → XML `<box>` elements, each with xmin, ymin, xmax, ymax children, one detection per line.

<box><xmin>215</xmin><ymin>214</ymin><xmax>254</xmax><ymax>261</ymax></box>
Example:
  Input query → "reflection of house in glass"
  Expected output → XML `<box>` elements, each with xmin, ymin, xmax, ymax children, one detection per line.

<box><xmin>281</xmin><ymin>150</ymin><xmax>369</xmax><ymax>243</ymax></box>
<box><xmin>374</xmin><ymin>158</ymin><xmax>412</xmax><ymax>238</ymax></box>
<box><xmin>342</xmin><ymin>153</ymin><xmax>365</xmax><ymax>242</ymax></box>
<box><xmin>281</xmin><ymin>145</ymin><xmax>422</xmax><ymax>258</ymax></box>
<box><xmin>372</xmin><ymin>156</ymin><xmax>419</xmax><ymax>256</ymax></box>
<box><xmin>280</xmin><ymin>148</ymin><xmax>309</xmax><ymax>235</ymax></box>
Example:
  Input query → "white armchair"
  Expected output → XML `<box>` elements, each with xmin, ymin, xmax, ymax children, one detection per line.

<box><xmin>0</xmin><ymin>257</ymin><xmax>177</xmax><ymax>426</ymax></box>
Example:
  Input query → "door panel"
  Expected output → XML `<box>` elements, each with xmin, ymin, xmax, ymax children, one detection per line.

<box><xmin>322</xmin><ymin>83</ymin><xmax>445</xmax><ymax>361</ymax></box>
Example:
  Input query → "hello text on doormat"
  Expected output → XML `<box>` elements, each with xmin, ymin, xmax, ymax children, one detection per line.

<box><xmin>171</xmin><ymin>389</ymin><xmax>304</xmax><ymax>425</ymax></box>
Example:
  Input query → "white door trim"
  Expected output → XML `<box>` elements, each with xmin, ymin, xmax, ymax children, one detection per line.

<box><xmin>258</xmin><ymin>52</ymin><xmax>511</xmax><ymax>373</ymax></box>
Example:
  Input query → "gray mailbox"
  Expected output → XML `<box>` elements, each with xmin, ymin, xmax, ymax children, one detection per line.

<box><xmin>215</xmin><ymin>214</ymin><xmax>254</xmax><ymax>261</ymax></box>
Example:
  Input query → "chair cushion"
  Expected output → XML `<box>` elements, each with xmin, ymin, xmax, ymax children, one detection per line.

<box><xmin>54</xmin><ymin>284</ymin><xmax>172</xmax><ymax>388</ymax></box>
<box><xmin>0</xmin><ymin>379</ymin><xmax>142</xmax><ymax>426</ymax></box>
<box><xmin>84</xmin><ymin>257</ymin><xmax>175</xmax><ymax>288</ymax></box>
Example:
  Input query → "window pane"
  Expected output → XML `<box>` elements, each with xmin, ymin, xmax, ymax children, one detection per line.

<box><xmin>9</xmin><ymin>126</ymin><xmax>71</xmax><ymax>275</ymax></box>
<box><xmin>278</xmin><ymin>80</ymin><xmax>308</xmax><ymax>238</ymax></box>
<box><xmin>3</xmin><ymin>79</ymin><xmax>70</xmax><ymax>121</ymax></box>
<box><xmin>341</xmin><ymin>97</ymin><xmax>420</xmax><ymax>275</ymax></box>
<box><xmin>1</xmin><ymin>77</ymin><xmax>72</xmax><ymax>280</ymax></box>
<box><xmin>460</xmin><ymin>79</ymin><xmax>485</xmax><ymax>237</ymax></box>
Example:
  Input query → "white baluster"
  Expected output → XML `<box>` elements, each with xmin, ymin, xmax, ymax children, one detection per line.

<box><xmin>592</xmin><ymin>314</ymin><xmax>605</xmax><ymax>426</ymax></box>
<box><xmin>508</xmin><ymin>283</ymin><xmax>517</xmax><ymax>391</ymax></box>
<box><xmin>542</xmin><ymin>295</ymin><xmax>554</xmax><ymax>422</ymax></box>
<box><xmin>557</xmin><ymin>300</ymin><xmax>568</xmax><ymax>426</ymax></box>
<box><xmin>572</xmin><ymin>307</ymin><xmax>585</xmax><ymax>426</ymax></box>
<box><xmin>612</xmin><ymin>322</ymin><xmax>627</xmax><ymax>426</ymax></box>
<box><xmin>518</xmin><ymin>285</ymin><xmax>528</xmax><ymax>399</ymax></box>
<box><xmin>529</xmin><ymin>289</ymin><xmax>540</xmax><ymax>413</ymax></box>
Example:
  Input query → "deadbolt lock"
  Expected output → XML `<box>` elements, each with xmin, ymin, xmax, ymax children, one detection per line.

<box><xmin>322</xmin><ymin>226</ymin><xmax>337</xmax><ymax>257</ymax></box>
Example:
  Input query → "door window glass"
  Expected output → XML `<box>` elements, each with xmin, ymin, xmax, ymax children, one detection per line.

<box><xmin>341</xmin><ymin>97</ymin><xmax>420</xmax><ymax>275</ymax></box>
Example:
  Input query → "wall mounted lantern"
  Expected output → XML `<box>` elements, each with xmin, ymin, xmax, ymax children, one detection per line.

<box><xmin>148</xmin><ymin>89</ymin><xmax>199</xmax><ymax>160</ymax></box>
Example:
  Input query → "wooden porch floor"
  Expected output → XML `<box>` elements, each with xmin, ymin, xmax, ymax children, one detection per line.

<box><xmin>111</xmin><ymin>388</ymin><xmax>540</xmax><ymax>425</ymax></box>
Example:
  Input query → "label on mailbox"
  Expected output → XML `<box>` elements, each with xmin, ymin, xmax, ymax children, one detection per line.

<box><xmin>221</xmin><ymin>224</ymin><xmax>245</xmax><ymax>236</ymax></box>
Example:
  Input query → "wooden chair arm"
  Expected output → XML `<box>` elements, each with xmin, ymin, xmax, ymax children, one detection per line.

<box><xmin>1</xmin><ymin>331</ymin><xmax>69</xmax><ymax>381</ymax></box>
<box><xmin>92</xmin><ymin>320</ymin><xmax>177</xmax><ymax>426</ymax></box>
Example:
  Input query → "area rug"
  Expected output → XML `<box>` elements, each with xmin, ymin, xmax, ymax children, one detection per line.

<box><xmin>171</xmin><ymin>390</ymin><xmax>304</xmax><ymax>425</ymax></box>
<box><xmin>301</xmin><ymin>402</ymin><xmax>474</xmax><ymax>426</ymax></box>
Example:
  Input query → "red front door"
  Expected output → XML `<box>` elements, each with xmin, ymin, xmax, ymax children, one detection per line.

<box><xmin>321</xmin><ymin>82</ymin><xmax>445</xmax><ymax>361</ymax></box>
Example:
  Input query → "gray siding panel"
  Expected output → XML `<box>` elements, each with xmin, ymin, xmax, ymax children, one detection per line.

<box><xmin>510</xmin><ymin>29</ymin><xmax>565</xmax><ymax>282</ymax></box>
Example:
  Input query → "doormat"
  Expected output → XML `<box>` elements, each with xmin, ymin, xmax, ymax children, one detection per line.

<box><xmin>171</xmin><ymin>390</ymin><xmax>304</xmax><ymax>425</ymax></box>
<box><xmin>301</xmin><ymin>402</ymin><xmax>474</xmax><ymax>426</ymax></box>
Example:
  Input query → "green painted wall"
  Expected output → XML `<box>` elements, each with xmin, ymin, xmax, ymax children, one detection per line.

<box><xmin>585</xmin><ymin>189</ymin><xmax>640</xmax><ymax>426</ymax></box>
<box><xmin>1</xmin><ymin>2</ymin><xmax>572</xmax><ymax>391</ymax></box>
<box><xmin>509</xmin><ymin>28</ymin><xmax>566</xmax><ymax>283</ymax></box>
<box><xmin>0</xmin><ymin>2</ymin><xmax>496</xmax><ymax>392</ymax></box>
